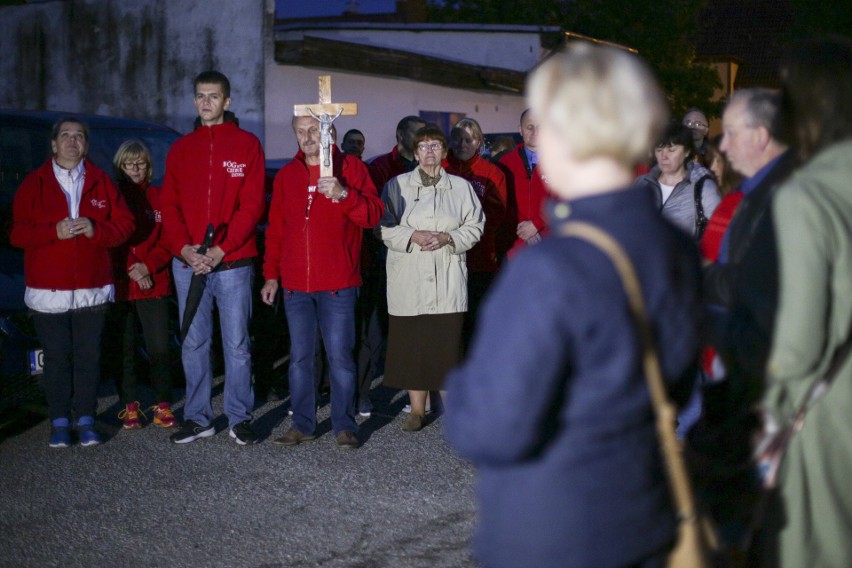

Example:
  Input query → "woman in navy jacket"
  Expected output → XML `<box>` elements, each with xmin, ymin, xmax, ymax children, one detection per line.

<box><xmin>444</xmin><ymin>43</ymin><xmax>701</xmax><ymax>568</ymax></box>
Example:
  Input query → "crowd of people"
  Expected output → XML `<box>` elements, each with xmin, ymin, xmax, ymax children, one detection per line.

<box><xmin>9</xmin><ymin>34</ymin><xmax>852</xmax><ymax>568</ymax></box>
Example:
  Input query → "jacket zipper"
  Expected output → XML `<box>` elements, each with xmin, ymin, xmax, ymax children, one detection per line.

<box><xmin>207</xmin><ymin>127</ymin><xmax>213</xmax><ymax>232</ymax></box>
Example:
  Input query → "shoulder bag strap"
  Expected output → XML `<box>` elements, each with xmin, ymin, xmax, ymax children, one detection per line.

<box><xmin>693</xmin><ymin>176</ymin><xmax>710</xmax><ymax>238</ymax></box>
<box><xmin>558</xmin><ymin>221</ymin><xmax>708</xmax><ymax>542</ymax></box>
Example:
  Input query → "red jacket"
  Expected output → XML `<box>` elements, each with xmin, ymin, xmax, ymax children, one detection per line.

<box><xmin>699</xmin><ymin>190</ymin><xmax>744</xmax><ymax>262</ymax></box>
<box><xmin>263</xmin><ymin>147</ymin><xmax>384</xmax><ymax>292</ymax></box>
<box><xmin>498</xmin><ymin>144</ymin><xmax>549</xmax><ymax>255</ymax></box>
<box><xmin>445</xmin><ymin>152</ymin><xmax>508</xmax><ymax>272</ymax></box>
<box><xmin>160</xmin><ymin>121</ymin><xmax>265</xmax><ymax>262</ymax></box>
<box><xmin>111</xmin><ymin>180</ymin><xmax>173</xmax><ymax>301</ymax></box>
<box><xmin>368</xmin><ymin>146</ymin><xmax>417</xmax><ymax>191</ymax></box>
<box><xmin>11</xmin><ymin>159</ymin><xmax>135</xmax><ymax>290</ymax></box>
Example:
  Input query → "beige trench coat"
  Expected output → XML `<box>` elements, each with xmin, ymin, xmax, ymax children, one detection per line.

<box><xmin>378</xmin><ymin>168</ymin><xmax>484</xmax><ymax>317</ymax></box>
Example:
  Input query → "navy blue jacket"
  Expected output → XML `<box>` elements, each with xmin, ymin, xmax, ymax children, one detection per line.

<box><xmin>444</xmin><ymin>188</ymin><xmax>701</xmax><ymax>568</ymax></box>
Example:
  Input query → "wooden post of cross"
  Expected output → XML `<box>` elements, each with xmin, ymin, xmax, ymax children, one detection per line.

<box><xmin>293</xmin><ymin>75</ymin><xmax>358</xmax><ymax>177</ymax></box>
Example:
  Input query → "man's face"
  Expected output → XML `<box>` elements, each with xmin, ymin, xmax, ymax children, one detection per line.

<box><xmin>520</xmin><ymin>113</ymin><xmax>540</xmax><ymax>151</ymax></box>
<box><xmin>719</xmin><ymin>100</ymin><xmax>762</xmax><ymax>177</ymax></box>
<box><xmin>399</xmin><ymin>121</ymin><xmax>426</xmax><ymax>153</ymax></box>
<box><xmin>50</xmin><ymin>121</ymin><xmax>88</xmax><ymax>167</ymax></box>
<box><xmin>341</xmin><ymin>132</ymin><xmax>365</xmax><ymax>158</ymax></box>
<box><xmin>683</xmin><ymin>110</ymin><xmax>709</xmax><ymax>144</ymax></box>
<box><xmin>293</xmin><ymin>116</ymin><xmax>321</xmax><ymax>158</ymax></box>
<box><xmin>194</xmin><ymin>82</ymin><xmax>230</xmax><ymax>126</ymax></box>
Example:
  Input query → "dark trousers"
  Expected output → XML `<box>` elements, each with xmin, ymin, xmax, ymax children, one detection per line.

<box><xmin>463</xmin><ymin>271</ymin><xmax>496</xmax><ymax>350</ymax></box>
<box><xmin>354</xmin><ymin>264</ymin><xmax>388</xmax><ymax>403</ymax></box>
<box><xmin>106</xmin><ymin>298</ymin><xmax>172</xmax><ymax>404</ymax></box>
<box><xmin>32</xmin><ymin>305</ymin><xmax>107</xmax><ymax>421</ymax></box>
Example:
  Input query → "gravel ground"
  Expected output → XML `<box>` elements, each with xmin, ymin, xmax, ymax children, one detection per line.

<box><xmin>0</xmin><ymin>378</ymin><xmax>479</xmax><ymax>568</ymax></box>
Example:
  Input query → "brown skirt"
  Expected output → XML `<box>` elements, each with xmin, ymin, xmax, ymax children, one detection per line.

<box><xmin>383</xmin><ymin>313</ymin><xmax>464</xmax><ymax>391</ymax></box>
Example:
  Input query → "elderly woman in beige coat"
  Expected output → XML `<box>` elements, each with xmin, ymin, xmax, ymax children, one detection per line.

<box><xmin>379</xmin><ymin>125</ymin><xmax>484</xmax><ymax>431</ymax></box>
<box><xmin>759</xmin><ymin>37</ymin><xmax>852</xmax><ymax>568</ymax></box>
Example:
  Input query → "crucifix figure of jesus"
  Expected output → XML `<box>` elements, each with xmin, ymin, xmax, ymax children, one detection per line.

<box><xmin>293</xmin><ymin>75</ymin><xmax>358</xmax><ymax>177</ymax></box>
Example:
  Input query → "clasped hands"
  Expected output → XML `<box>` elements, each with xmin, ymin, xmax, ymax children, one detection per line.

<box><xmin>517</xmin><ymin>220</ymin><xmax>541</xmax><ymax>245</ymax></box>
<box><xmin>411</xmin><ymin>230</ymin><xmax>451</xmax><ymax>252</ymax></box>
<box><xmin>56</xmin><ymin>217</ymin><xmax>94</xmax><ymax>240</ymax></box>
<box><xmin>181</xmin><ymin>244</ymin><xmax>226</xmax><ymax>276</ymax></box>
<box><xmin>128</xmin><ymin>262</ymin><xmax>154</xmax><ymax>290</ymax></box>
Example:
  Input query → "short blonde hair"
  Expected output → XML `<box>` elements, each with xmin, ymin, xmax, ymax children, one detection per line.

<box><xmin>527</xmin><ymin>42</ymin><xmax>667</xmax><ymax>168</ymax></box>
<box><xmin>113</xmin><ymin>139</ymin><xmax>153</xmax><ymax>182</ymax></box>
<box><xmin>453</xmin><ymin>117</ymin><xmax>484</xmax><ymax>145</ymax></box>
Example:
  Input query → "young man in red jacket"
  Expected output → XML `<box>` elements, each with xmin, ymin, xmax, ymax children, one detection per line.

<box><xmin>261</xmin><ymin>115</ymin><xmax>383</xmax><ymax>450</ymax></box>
<box><xmin>161</xmin><ymin>70</ymin><xmax>266</xmax><ymax>445</ymax></box>
<box><xmin>11</xmin><ymin>118</ymin><xmax>135</xmax><ymax>448</ymax></box>
<box><xmin>498</xmin><ymin>109</ymin><xmax>549</xmax><ymax>256</ymax></box>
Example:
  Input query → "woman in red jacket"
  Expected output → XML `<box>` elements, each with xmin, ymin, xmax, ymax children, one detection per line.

<box><xmin>446</xmin><ymin>118</ymin><xmax>509</xmax><ymax>348</ymax></box>
<box><xmin>108</xmin><ymin>140</ymin><xmax>176</xmax><ymax>430</ymax></box>
<box><xmin>11</xmin><ymin>118</ymin><xmax>135</xmax><ymax>448</ymax></box>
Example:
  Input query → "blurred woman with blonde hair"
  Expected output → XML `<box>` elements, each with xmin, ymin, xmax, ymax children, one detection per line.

<box><xmin>444</xmin><ymin>43</ymin><xmax>702</xmax><ymax>568</ymax></box>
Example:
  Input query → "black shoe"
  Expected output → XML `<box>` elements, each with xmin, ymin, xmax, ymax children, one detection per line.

<box><xmin>229</xmin><ymin>420</ymin><xmax>258</xmax><ymax>445</ymax></box>
<box><xmin>170</xmin><ymin>420</ymin><xmax>215</xmax><ymax>444</ymax></box>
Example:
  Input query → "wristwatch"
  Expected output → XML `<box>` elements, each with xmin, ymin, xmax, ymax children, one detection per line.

<box><xmin>447</xmin><ymin>234</ymin><xmax>455</xmax><ymax>248</ymax></box>
<box><xmin>338</xmin><ymin>188</ymin><xmax>349</xmax><ymax>200</ymax></box>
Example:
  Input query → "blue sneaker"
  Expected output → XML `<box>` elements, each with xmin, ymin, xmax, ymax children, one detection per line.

<box><xmin>76</xmin><ymin>416</ymin><xmax>101</xmax><ymax>447</ymax></box>
<box><xmin>49</xmin><ymin>418</ymin><xmax>71</xmax><ymax>448</ymax></box>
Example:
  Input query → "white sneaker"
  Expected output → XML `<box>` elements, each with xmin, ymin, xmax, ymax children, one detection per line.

<box><xmin>403</xmin><ymin>403</ymin><xmax>431</xmax><ymax>414</ymax></box>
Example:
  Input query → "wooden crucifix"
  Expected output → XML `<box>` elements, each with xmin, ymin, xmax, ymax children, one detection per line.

<box><xmin>293</xmin><ymin>75</ymin><xmax>358</xmax><ymax>177</ymax></box>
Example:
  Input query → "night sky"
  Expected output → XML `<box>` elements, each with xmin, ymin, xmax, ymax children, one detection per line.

<box><xmin>277</xmin><ymin>0</ymin><xmax>398</xmax><ymax>18</ymax></box>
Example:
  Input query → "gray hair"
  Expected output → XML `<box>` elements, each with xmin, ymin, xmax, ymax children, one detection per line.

<box><xmin>729</xmin><ymin>88</ymin><xmax>782</xmax><ymax>138</ymax></box>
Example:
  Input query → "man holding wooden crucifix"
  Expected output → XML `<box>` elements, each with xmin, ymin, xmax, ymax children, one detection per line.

<box><xmin>261</xmin><ymin>99</ymin><xmax>383</xmax><ymax>450</ymax></box>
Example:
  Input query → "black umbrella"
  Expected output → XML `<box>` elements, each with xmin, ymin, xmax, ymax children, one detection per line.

<box><xmin>180</xmin><ymin>223</ymin><xmax>216</xmax><ymax>342</ymax></box>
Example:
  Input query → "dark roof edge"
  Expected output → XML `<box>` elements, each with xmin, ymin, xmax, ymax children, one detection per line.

<box><xmin>275</xmin><ymin>21</ymin><xmax>564</xmax><ymax>34</ymax></box>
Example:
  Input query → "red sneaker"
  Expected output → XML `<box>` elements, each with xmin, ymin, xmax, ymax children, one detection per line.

<box><xmin>150</xmin><ymin>402</ymin><xmax>177</xmax><ymax>428</ymax></box>
<box><xmin>118</xmin><ymin>401</ymin><xmax>145</xmax><ymax>430</ymax></box>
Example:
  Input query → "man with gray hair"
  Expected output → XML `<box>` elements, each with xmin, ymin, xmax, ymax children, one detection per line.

<box><xmin>700</xmin><ymin>89</ymin><xmax>797</xmax><ymax>486</ymax></box>
<box><xmin>704</xmin><ymin>88</ymin><xmax>794</xmax><ymax>312</ymax></box>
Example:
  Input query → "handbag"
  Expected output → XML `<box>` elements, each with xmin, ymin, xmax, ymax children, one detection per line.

<box><xmin>559</xmin><ymin>221</ymin><xmax>719</xmax><ymax>568</ymax></box>
<box><xmin>755</xmin><ymin>315</ymin><xmax>852</xmax><ymax>488</ymax></box>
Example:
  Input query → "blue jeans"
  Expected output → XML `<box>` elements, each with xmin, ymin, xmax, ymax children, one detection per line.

<box><xmin>173</xmin><ymin>260</ymin><xmax>253</xmax><ymax>427</ymax></box>
<box><xmin>283</xmin><ymin>287</ymin><xmax>358</xmax><ymax>435</ymax></box>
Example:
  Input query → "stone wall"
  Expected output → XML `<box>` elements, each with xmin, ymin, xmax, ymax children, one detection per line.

<box><xmin>0</xmin><ymin>0</ymin><xmax>268</xmax><ymax>139</ymax></box>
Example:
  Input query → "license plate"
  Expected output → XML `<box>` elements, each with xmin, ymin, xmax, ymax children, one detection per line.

<box><xmin>29</xmin><ymin>348</ymin><xmax>44</xmax><ymax>375</ymax></box>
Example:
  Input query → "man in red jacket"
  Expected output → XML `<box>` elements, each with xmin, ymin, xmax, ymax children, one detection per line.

<box><xmin>161</xmin><ymin>70</ymin><xmax>266</xmax><ymax>446</ymax></box>
<box><xmin>368</xmin><ymin>115</ymin><xmax>425</xmax><ymax>191</ymax></box>
<box><xmin>11</xmin><ymin>118</ymin><xmax>135</xmax><ymax>448</ymax></box>
<box><xmin>261</xmin><ymin>115</ymin><xmax>383</xmax><ymax>450</ymax></box>
<box><xmin>498</xmin><ymin>109</ymin><xmax>549</xmax><ymax>256</ymax></box>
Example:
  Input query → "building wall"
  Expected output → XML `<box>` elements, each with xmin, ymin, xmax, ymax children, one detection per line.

<box><xmin>265</xmin><ymin>65</ymin><xmax>526</xmax><ymax>162</ymax></box>
<box><xmin>0</xmin><ymin>0</ymin><xmax>267</xmax><ymax>140</ymax></box>
<box><xmin>288</xmin><ymin>26</ymin><xmax>547</xmax><ymax>72</ymax></box>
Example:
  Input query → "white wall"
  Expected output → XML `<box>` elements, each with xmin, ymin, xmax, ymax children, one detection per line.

<box><xmin>0</xmin><ymin>0</ymin><xmax>267</xmax><ymax>140</ymax></box>
<box><xmin>265</xmin><ymin>65</ymin><xmax>526</xmax><ymax>161</ymax></box>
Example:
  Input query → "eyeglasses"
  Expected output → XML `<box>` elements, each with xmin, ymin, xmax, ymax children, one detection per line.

<box><xmin>122</xmin><ymin>161</ymin><xmax>148</xmax><ymax>171</ymax></box>
<box><xmin>417</xmin><ymin>143</ymin><xmax>443</xmax><ymax>152</ymax></box>
<box><xmin>683</xmin><ymin>120</ymin><xmax>708</xmax><ymax>129</ymax></box>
